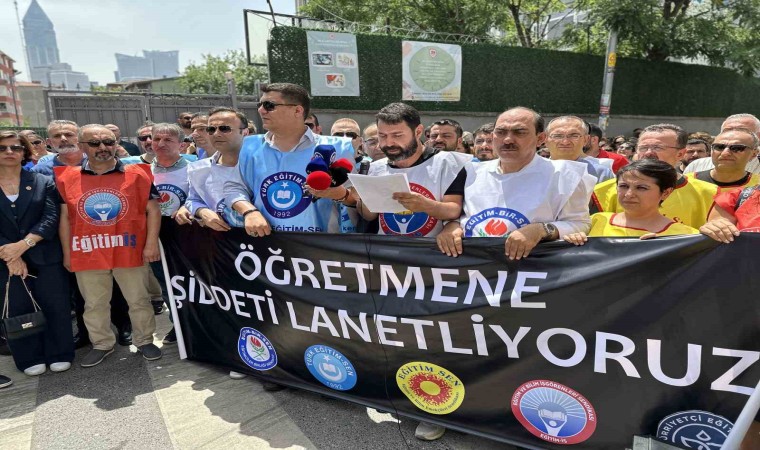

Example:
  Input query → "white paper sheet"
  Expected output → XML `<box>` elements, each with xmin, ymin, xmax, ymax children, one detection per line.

<box><xmin>347</xmin><ymin>173</ymin><xmax>411</xmax><ymax>213</ymax></box>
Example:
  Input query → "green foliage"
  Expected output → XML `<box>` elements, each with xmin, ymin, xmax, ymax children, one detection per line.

<box><xmin>179</xmin><ymin>50</ymin><xmax>268</xmax><ymax>95</ymax></box>
<box><xmin>268</xmin><ymin>26</ymin><xmax>760</xmax><ymax>117</ymax></box>
<box><xmin>560</xmin><ymin>0</ymin><xmax>760</xmax><ymax>76</ymax></box>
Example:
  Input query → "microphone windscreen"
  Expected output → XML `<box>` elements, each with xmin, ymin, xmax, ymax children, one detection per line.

<box><xmin>306</xmin><ymin>171</ymin><xmax>332</xmax><ymax>190</ymax></box>
<box><xmin>329</xmin><ymin>158</ymin><xmax>354</xmax><ymax>186</ymax></box>
<box><xmin>306</xmin><ymin>158</ymin><xmax>330</xmax><ymax>175</ymax></box>
<box><xmin>312</xmin><ymin>145</ymin><xmax>337</xmax><ymax>165</ymax></box>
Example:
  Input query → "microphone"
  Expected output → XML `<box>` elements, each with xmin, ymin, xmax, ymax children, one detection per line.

<box><xmin>329</xmin><ymin>158</ymin><xmax>354</xmax><ymax>187</ymax></box>
<box><xmin>306</xmin><ymin>171</ymin><xmax>332</xmax><ymax>190</ymax></box>
<box><xmin>359</xmin><ymin>159</ymin><xmax>370</xmax><ymax>175</ymax></box>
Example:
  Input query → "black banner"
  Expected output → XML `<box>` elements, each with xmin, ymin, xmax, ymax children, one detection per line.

<box><xmin>160</xmin><ymin>219</ymin><xmax>760</xmax><ymax>449</ymax></box>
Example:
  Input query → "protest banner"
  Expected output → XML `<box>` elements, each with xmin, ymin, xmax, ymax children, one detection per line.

<box><xmin>160</xmin><ymin>220</ymin><xmax>759</xmax><ymax>449</ymax></box>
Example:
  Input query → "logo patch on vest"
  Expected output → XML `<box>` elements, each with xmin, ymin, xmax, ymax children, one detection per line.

<box><xmin>77</xmin><ymin>188</ymin><xmax>128</xmax><ymax>226</ymax></box>
<box><xmin>464</xmin><ymin>207</ymin><xmax>530</xmax><ymax>237</ymax></box>
<box><xmin>156</xmin><ymin>184</ymin><xmax>187</xmax><ymax>216</ymax></box>
<box><xmin>260</xmin><ymin>172</ymin><xmax>311</xmax><ymax>219</ymax></box>
<box><xmin>380</xmin><ymin>183</ymin><xmax>437</xmax><ymax>236</ymax></box>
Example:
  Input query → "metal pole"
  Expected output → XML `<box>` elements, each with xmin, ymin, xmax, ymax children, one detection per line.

<box><xmin>10</xmin><ymin>70</ymin><xmax>21</xmax><ymax>126</ymax></box>
<box><xmin>723</xmin><ymin>378</ymin><xmax>760</xmax><ymax>449</ymax></box>
<box><xmin>225</xmin><ymin>72</ymin><xmax>238</xmax><ymax>110</ymax></box>
<box><xmin>598</xmin><ymin>29</ymin><xmax>618</xmax><ymax>133</ymax></box>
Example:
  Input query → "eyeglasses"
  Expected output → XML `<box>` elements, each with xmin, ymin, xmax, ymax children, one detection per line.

<box><xmin>636</xmin><ymin>145</ymin><xmax>680</xmax><ymax>153</ymax></box>
<box><xmin>30</xmin><ymin>140</ymin><xmax>43</xmax><ymax>145</ymax></box>
<box><xmin>84</xmin><ymin>140</ymin><xmax>117</xmax><ymax>148</ymax></box>
<box><xmin>183</xmin><ymin>137</ymin><xmax>193</xmax><ymax>143</ymax></box>
<box><xmin>257</xmin><ymin>101</ymin><xmax>298</xmax><ymax>112</ymax></box>
<box><xmin>206</xmin><ymin>125</ymin><xmax>245</xmax><ymax>134</ymax></box>
<box><xmin>711</xmin><ymin>143</ymin><xmax>753</xmax><ymax>153</ymax></box>
<box><xmin>305</xmin><ymin>122</ymin><xmax>316</xmax><ymax>129</ymax></box>
<box><xmin>137</xmin><ymin>135</ymin><xmax>151</xmax><ymax>141</ymax></box>
<box><xmin>548</xmin><ymin>133</ymin><xmax>583</xmax><ymax>141</ymax></box>
<box><xmin>0</xmin><ymin>145</ymin><xmax>24</xmax><ymax>152</ymax></box>
<box><xmin>332</xmin><ymin>132</ymin><xmax>359</xmax><ymax>139</ymax></box>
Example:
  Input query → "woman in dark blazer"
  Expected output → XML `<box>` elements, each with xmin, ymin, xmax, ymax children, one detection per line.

<box><xmin>0</xmin><ymin>131</ymin><xmax>73</xmax><ymax>378</ymax></box>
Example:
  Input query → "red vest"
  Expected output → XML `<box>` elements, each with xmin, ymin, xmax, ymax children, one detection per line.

<box><xmin>55</xmin><ymin>164</ymin><xmax>153</xmax><ymax>272</ymax></box>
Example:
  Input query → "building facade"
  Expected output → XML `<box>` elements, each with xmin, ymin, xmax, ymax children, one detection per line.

<box><xmin>0</xmin><ymin>51</ymin><xmax>23</xmax><ymax>126</ymax></box>
<box><xmin>115</xmin><ymin>50</ymin><xmax>180</xmax><ymax>82</ymax></box>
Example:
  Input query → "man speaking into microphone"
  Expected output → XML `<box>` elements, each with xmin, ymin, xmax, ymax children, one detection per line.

<box><xmin>224</xmin><ymin>83</ymin><xmax>355</xmax><ymax>235</ymax></box>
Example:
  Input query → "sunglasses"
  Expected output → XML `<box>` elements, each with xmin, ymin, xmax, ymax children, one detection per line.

<box><xmin>711</xmin><ymin>143</ymin><xmax>753</xmax><ymax>153</ymax></box>
<box><xmin>332</xmin><ymin>132</ymin><xmax>358</xmax><ymax>139</ymax></box>
<box><xmin>31</xmin><ymin>140</ymin><xmax>43</xmax><ymax>145</ymax></box>
<box><xmin>137</xmin><ymin>135</ymin><xmax>151</xmax><ymax>141</ymax></box>
<box><xmin>84</xmin><ymin>140</ymin><xmax>117</xmax><ymax>148</ymax></box>
<box><xmin>0</xmin><ymin>145</ymin><xmax>24</xmax><ymax>152</ymax></box>
<box><xmin>257</xmin><ymin>101</ymin><xmax>298</xmax><ymax>112</ymax></box>
<box><xmin>206</xmin><ymin>125</ymin><xmax>244</xmax><ymax>134</ymax></box>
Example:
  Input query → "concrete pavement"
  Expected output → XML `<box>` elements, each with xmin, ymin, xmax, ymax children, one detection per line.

<box><xmin>0</xmin><ymin>314</ymin><xmax>518</xmax><ymax>450</ymax></box>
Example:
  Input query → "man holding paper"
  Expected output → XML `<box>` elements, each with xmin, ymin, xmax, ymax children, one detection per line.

<box><xmin>436</xmin><ymin>107</ymin><xmax>595</xmax><ymax>260</ymax></box>
<box><xmin>343</xmin><ymin>102</ymin><xmax>471</xmax><ymax>238</ymax></box>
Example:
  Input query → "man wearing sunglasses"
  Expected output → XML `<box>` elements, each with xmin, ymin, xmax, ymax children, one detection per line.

<box><xmin>683</xmin><ymin>114</ymin><xmax>760</xmax><ymax>175</ymax></box>
<box><xmin>104</xmin><ymin>124</ymin><xmax>140</xmax><ymax>157</ymax></box>
<box><xmin>56</xmin><ymin>124</ymin><xmax>163</xmax><ymax>367</ymax></box>
<box><xmin>686</xmin><ymin>129</ymin><xmax>760</xmax><ymax>192</ymax></box>
<box><xmin>331</xmin><ymin>118</ymin><xmax>366</xmax><ymax>160</ymax></box>
<box><xmin>31</xmin><ymin>120</ymin><xmax>85</xmax><ymax>176</ymax></box>
<box><xmin>225</xmin><ymin>82</ymin><xmax>356</xmax><ymax>237</ymax></box>
<box><xmin>305</xmin><ymin>114</ymin><xmax>322</xmax><ymax>135</ymax></box>
<box><xmin>592</xmin><ymin>123</ymin><xmax>717</xmax><ymax>227</ymax></box>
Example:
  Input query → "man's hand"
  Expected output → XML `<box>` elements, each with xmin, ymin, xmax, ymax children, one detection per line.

<box><xmin>562</xmin><ymin>232</ymin><xmax>588</xmax><ymax>246</ymax></box>
<box><xmin>392</xmin><ymin>192</ymin><xmax>432</xmax><ymax>213</ymax></box>
<box><xmin>437</xmin><ymin>222</ymin><xmax>464</xmax><ymax>257</ymax></box>
<box><xmin>0</xmin><ymin>241</ymin><xmax>28</xmax><ymax>262</ymax></box>
<box><xmin>197</xmin><ymin>209</ymin><xmax>231</xmax><ymax>232</ymax></box>
<box><xmin>143</xmin><ymin>240</ymin><xmax>160</xmax><ymax>263</ymax></box>
<box><xmin>505</xmin><ymin>223</ymin><xmax>545</xmax><ymax>260</ymax></box>
<box><xmin>7</xmin><ymin>258</ymin><xmax>28</xmax><ymax>278</ymax></box>
<box><xmin>244</xmin><ymin>210</ymin><xmax>271</xmax><ymax>237</ymax></box>
<box><xmin>305</xmin><ymin>185</ymin><xmax>348</xmax><ymax>201</ymax></box>
<box><xmin>174</xmin><ymin>206</ymin><xmax>194</xmax><ymax>225</ymax></box>
<box><xmin>700</xmin><ymin>218</ymin><xmax>740</xmax><ymax>243</ymax></box>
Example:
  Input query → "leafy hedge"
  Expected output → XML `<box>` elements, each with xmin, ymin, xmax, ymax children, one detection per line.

<box><xmin>268</xmin><ymin>26</ymin><xmax>760</xmax><ymax>117</ymax></box>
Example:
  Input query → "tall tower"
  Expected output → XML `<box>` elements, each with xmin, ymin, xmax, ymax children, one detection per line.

<box><xmin>23</xmin><ymin>0</ymin><xmax>60</xmax><ymax>85</ymax></box>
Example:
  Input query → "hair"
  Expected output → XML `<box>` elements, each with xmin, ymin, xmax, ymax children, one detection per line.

<box><xmin>376</xmin><ymin>102</ymin><xmax>421</xmax><ymax>131</ymax></box>
<box><xmin>431</xmin><ymin>119</ymin><xmax>463</xmax><ymax>137</ymax></box>
<box><xmin>78</xmin><ymin>124</ymin><xmax>111</xmax><ymax>141</ymax></box>
<box><xmin>207</xmin><ymin>106</ymin><xmax>249</xmax><ymax>129</ymax></box>
<box><xmin>616</xmin><ymin>159</ymin><xmax>678</xmax><ymax>193</ymax></box>
<box><xmin>247</xmin><ymin>122</ymin><xmax>257</xmax><ymax>134</ymax></box>
<box><xmin>362</xmin><ymin>123</ymin><xmax>377</xmax><ymax>137</ymax></box>
<box><xmin>0</xmin><ymin>131</ymin><xmax>34</xmax><ymax>164</ymax></box>
<box><xmin>501</xmin><ymin>107</ymin><xmax>545</xmax><ymax>134</ymax></box>
<box><xmin>641</xmin><ymin>123</ymin><xmax>688</xmax><ymax>148</ymax></box>
<box><xmin>332</xmin><ymin>118</ymin><xmax>360</xmax><ymax>132</ymax></box>
<box><xmin>686</xmin><ymin>138</ymin><xmax>710</xmax><ymax>153</ymax></box>
<box><xmin>688</xmin><ymin>131</ymin><xmax>713</xmax><ymax>146</ymax></box>
<box><xmin>150</xmin><ymin>122</ymin><xmax>185</xmax><ymax>141</ymax></box>
<box><xmin>261</xmin><ymin>82</ymin><xmax>311</xmax><ymax>119</ymax></box>
<box><xmin>47</xmin><ymin>120</ymin><xmax>77</xmax><ymax>134</ymax></box>
<box><xmin>723</xmin><ymin>113</ymin><xmax>760</xmax><ymax>133</ymax></box>
<box><xmin>306</xmin><ymin>113</ymin><xmax>319</xmax><ymax>126</ymax></box>
<box><xmin>190</xmin><ymin>112</ymin><xmax>208</xmax><ymax>121</ymax></box>
<box><xmin>716</xmin><ymin>128</ymin><xmax>760</xmax><ymax>149</ymax></box>
<box><xmin>474</xmin><ymin>122</ymin><xmax>494</xmax><ymax>137</ymax></box>
<box><xmin>587</xmin><ymin>123</ymin><xmax>603</xmax><ymax>140</ymax></box>
<box><xmin>546</xmin><ymin>115</ymin><xmax>588</xmax><ymax>134</ymax></box>
<box><xmin>136</xmin><ymin>123</ymin><xmax>153</xmax><ymax>135</ymax></box>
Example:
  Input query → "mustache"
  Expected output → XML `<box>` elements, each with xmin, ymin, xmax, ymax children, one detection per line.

<box><xmin>498</xmin><ymin>144</ymin><xmax>520</xmax><ymax>151</ymax></box>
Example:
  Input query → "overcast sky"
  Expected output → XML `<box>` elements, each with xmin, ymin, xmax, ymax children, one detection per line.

<box><xmin>0</xmin><ymin>0</ymin><xmax>297</xmax><ymax>84</ymax></box>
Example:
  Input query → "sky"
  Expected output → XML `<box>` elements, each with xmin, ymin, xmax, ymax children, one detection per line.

<box><xmin>0</xmin><ymin>0</ymin><xmax>297</xmax><ymax>84</ymax></box>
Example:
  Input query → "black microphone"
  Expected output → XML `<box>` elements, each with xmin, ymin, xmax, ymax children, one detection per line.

<box><xmin>359</xmin><ymin>159</ymin><xmax>370</xmax><ymax>175</ymax></box>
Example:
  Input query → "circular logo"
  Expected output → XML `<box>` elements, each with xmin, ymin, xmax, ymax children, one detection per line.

<box><xmin>380</xmin><ymin>183</ymin><xmax>437</xmax><ymax>236</ymax></box>
<box><xmin>396</xmin><ymin>361</ymin><xmax>465</xmax><ymax>415</ymax></box>
<box><xmin>237</xmin><ymin>327</ymin><xmax>277</xmax><ymax>371</ymax></box>
<box><xmin>304</xmin><ymin>345</ymin><xmax>357</xmax><ymax>391</ymax></box>
<box><xmin>156</xmin><ymin>184</ymin><xmax>187</xmax><ymax>216</ymax></box>
<box><xmin>464</xmin><ymin>207</ymin><xmax>530</xmax><ymax>237</ymax></box>
<box><xmin>77</xmin><ymin>188</ymin><xmax>128</xmax><ymax>226</ymax></box>
<box><xmin>216</xmin><ymin>199</ymin><xmax>245</xmax><ymax>227</ymax></box>
<box><xmin>409</xmin><ymin>46</ymin><xmax>456</xmax><ymax>92</ymax></box>
<box><xmin>656</xmin><ymin>410</ymin><xmax>733</xmax><ymax>449</ymax></box>
<box><xmin>511</xmin><ymin>380</ymin><xmax>597</xmax><ymax>445</ymax></box>
<box><xmin>260</xmin><ymin>172</ymin><xmax>311</xmax><ymax>219</ymax></box>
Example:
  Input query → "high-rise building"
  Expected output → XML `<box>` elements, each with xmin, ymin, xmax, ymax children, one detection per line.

<box><xmin>0</xmin><ymin>51</ymin><xmax>23</xmax><ymax>126</ymax></box>
<box><xmin>115</xmin><ymin>50</ymin><xmax>180</xmax><ymax>81</ymax></box>
<box><xmin>22</xmin><ymin>0</ymin><xmax>91</xmax><ymax>88</ymax></box>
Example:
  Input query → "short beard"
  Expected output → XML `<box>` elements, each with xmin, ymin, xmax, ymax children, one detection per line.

<box><xmin>381</xmin><ymin>136</ymin><xmax>418</xmax><ymax>163</ymax></box>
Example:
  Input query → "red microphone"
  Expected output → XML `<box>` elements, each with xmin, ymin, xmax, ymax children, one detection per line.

<box><xmin>329</xmin><ymin>158</ymin><xmax>354</xmax><ymax>187</ymax></box>
<box><xmin>306</xmin><ymin>171</ymin><xmax>332</xmax><ymax>190</ymax></box>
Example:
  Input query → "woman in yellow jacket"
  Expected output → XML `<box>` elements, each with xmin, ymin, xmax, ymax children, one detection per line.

<box><xmin>564</xmin><ymin>159</ymin><xmax>698</xmax><ymax>244</ymax></box>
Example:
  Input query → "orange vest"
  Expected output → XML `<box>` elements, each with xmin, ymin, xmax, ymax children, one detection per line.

<box><xmin>55</xmin><ymin>164</ymin><xmax>153</xmax><ymax>272</ymax></box>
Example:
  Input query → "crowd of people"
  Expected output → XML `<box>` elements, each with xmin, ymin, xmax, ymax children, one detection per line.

<box><xmin>0</xmin><ymin>81</ymin><xmax>758</xmax><ymax>446</ymax></box>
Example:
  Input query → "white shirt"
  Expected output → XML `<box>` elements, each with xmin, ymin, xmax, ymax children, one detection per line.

<box><xmin>683</xmin><ymin>156</ymin><xmax>760</xmax><ymax>174</ymax></box>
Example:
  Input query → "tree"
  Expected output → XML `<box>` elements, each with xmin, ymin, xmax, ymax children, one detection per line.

<box><xmin>560</xmin><ymin>0</ymin><xmax>760</xmax><ymax>75</ymax></box>
<box><xmin>178</xmin><ymin>50</ymin><xmax>268</xmax><ymax>95</ymax></box>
